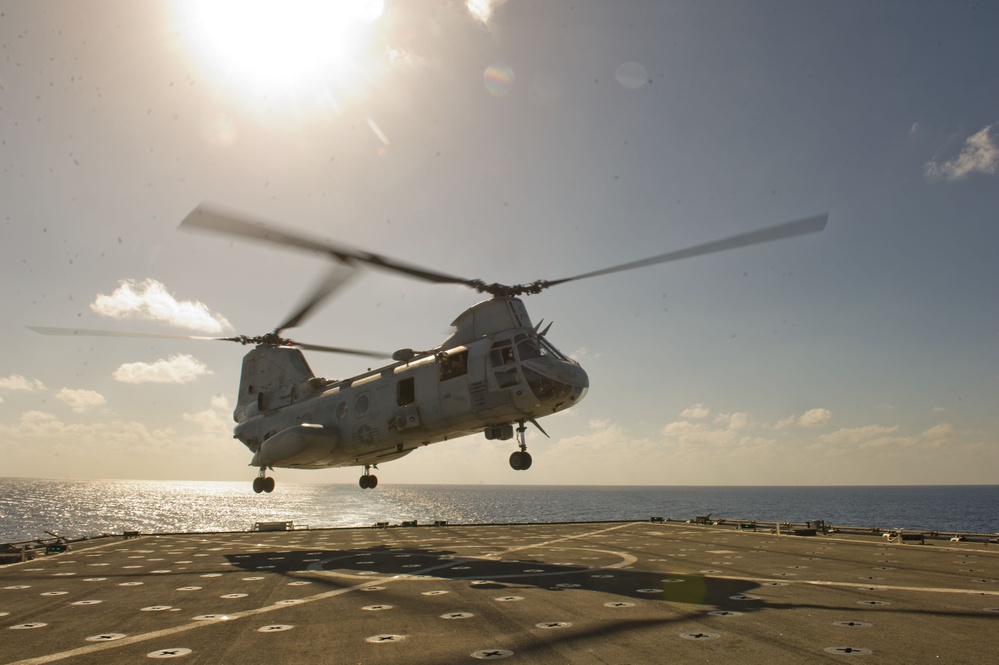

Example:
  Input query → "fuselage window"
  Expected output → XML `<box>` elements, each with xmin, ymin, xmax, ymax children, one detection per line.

<box><xmin>336</xmin><ymin>402</ymin><xmax>349</xmax><ymax>420</ymax></box>
<box><xmin>397</xmin><ymin>377</ymin><xmax>415</xmax><ymax>406</ymax></box>
<box><xmin>355</xmin><ymin>393</ymin><xmax>370</xmax><ymax>416</ymax></box>
<box><xmin>440</xmin><ymin>350</ymin><xmax>468</xmax><ymax>381</ymax></box>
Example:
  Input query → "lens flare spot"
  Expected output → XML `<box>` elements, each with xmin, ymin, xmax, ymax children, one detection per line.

<box><xmin>484</xmin><ymin>63</ymin><xmax>515</xmax><ymax>97</ymax></box>
<box><xmin>615</xmin><ymin>61</ymin><xmax>648</xmax><ymax>89</ymax></box>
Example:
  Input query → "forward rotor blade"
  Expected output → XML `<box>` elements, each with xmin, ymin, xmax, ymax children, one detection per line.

<box><xmin>275</xmin><ymin>263</ymin><xmax>357</xmax><ymax>335</ymax></box>
<box><xmin>27</xmin><ymin>326</ymin><xmax>230</xmax><ymax>342</ymax></box>
<box><xmin>181</xmin><ymin>204</ymin><xmax>478</xmax><ymax>288</ymax></box>
<box><xmin>545</xmin><ymin>214</ymin><xmax>828</xmax><ymax>288</ymax></box>
<box><xmin>295</xmin><ymin>341</ymin><xmax>388</xmax><ymax>358</ymax></box>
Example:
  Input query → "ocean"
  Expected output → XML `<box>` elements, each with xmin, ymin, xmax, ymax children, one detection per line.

<box><xmin>1</xmin><ymin>478</ymin><xmax>996</xmax><ymax>544</ymax></box>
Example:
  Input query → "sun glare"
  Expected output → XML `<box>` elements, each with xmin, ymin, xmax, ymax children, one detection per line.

<box><xmin>176</xmin><ymin>0</ymin><xmax>384</xmax><ymax>105</ymax></box>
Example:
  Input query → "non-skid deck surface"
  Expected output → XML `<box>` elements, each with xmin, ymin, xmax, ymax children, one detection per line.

<box><xmin>2</xmin><ymin>521</ymin><xmax>998</xmax><ymax>663</ymax></box>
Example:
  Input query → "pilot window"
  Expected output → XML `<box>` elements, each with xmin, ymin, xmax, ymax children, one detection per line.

<box><xmin>397</xmin><ymin>377</ymin><xmax>415</xmax><ymax>406</ymax></box>
<box><xmin>489</xmin><ymin>340</ymin><xmax>515</xmax><ymax>367</ymax></box>
<box><xmin>439</xmin><ymin>350</ymin><xmax>468</xmax><ymax>381</ymax></box>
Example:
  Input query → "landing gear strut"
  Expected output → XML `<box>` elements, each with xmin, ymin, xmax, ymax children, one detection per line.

<box><xmin>252</xmin><ymin>468</ymin><xmax>275</xmax><ymax>494</ymax></box>
<box><xmin>509</xmin><ymin>421</ymin><xmax>533</xmax><ymax>471</ymax></box>
<box><xmin>359</xmin><ymin>465</ymin><xmax>378</xmax><ymax>489</ymax></box>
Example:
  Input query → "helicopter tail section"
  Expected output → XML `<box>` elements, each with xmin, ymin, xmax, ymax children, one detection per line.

<box><xmin>233</xmin><ymin>345</ymin><xmax>318</xmax><ymax>423</ymax></box>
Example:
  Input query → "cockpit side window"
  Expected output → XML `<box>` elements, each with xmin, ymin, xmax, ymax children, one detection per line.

<box><xmin>489</xmin><ymin>341</ymin><xmax>515</xmax><ymax>367</ymax></box>
<box><xmin>517</xmin><ymin>336</ymin><xmax>542</xmax><ymax>360</ymax></box>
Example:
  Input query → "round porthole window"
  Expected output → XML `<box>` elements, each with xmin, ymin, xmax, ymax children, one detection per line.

<box><xmin>355</xmin><ymin>394</ymin><xmax>369</xmax><ymax>416</ymax></box>
<box><xmin>336</xmin><ymin>402</ymin><xmax>348</xmax><ymax>420</ymax></box>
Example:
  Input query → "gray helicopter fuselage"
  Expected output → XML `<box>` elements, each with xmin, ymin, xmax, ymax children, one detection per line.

<box><xmin>232</xmin><ymin>297</ymin><xmax>588</xmax><ymax>471</ymax></box>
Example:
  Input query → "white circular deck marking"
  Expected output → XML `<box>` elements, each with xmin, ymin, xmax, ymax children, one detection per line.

<box><xmin>833</xmin><ymin>621</ymin><xmax>873</xmax><ymax>628</ymax></box>
<box><xmin>71</xmin><ymin>600</ymin><xmax>103</xmax><ymax>606</ymax></box>
<box><xmin>5</xmin><ymin>585</ymin><xmax>30</xmax><ymax>589</ymax></box>
<box><xmin>258</xmin><ymin>624</ymin><xmax>294</xmax><ymax>632</ymax></box>
<box><xmin>275</xmin><ymin>599</ymin><xmax>303</xmax><ymax>605</ymax></box>
<box><xmin>362</xmin><ymin>604</ymin><xmax>392</xmax><ymax>611</ymax></box>
<box><xmin>41</xmin><ymin>591</ymin><xmax>69</xmax><ymax>596</ymax></box>
<box><xmin>366</xmin><ymin>634</ymin><xmax>407</xmax><ymax>643</ymax></box>
<box><xmin>823</xmin><ymin>646</ymin><xmax>872</xmax><ymax>656</ymax></box>
<box><xmin>681</xmin><ymin>631</ymin><xmax>720</xmax><ymax>640</ymax></box>
<box><xmin>175</xmin><ymin>586</ymin><xmax>202</xmax><ymax>592</ymax></box>
<box><xmin>441</xmin><ymin>612</ymin><xmax>474</xmax><ymax>619</ymax></box>
<box><xmin>147</xmin><ymin>648</ymin><xmax>192</xmax><ymax>658</ymax></box>
<box><xmin>730</xmin><ymin>594</ymin><xmax>759</xmax><ymax>601</ymax></box>
<box><xmin>193</xmin><ymin>614</ymin><xmax>230</xmax><ymax>621</ymax></box>
<box><xmin>360</xmin><ymin>586</ymin><xmax>385</xmax><ymax>592</ymax></box>
<box><xmin>288</xmin><ymin>581</ymin><xmax>311</xmax><ymax>586</ymax></box>
<box><xmin>636</xmin><ymin>588</ymin><xmax>663</xmax><ymax>594</ymax></box>
<box><xmin>471</xmin><ymin>649</ymin><xmax>513</xmax><ymax>659</ymax></box>
<box><xmin>708</xmin><ymin>610</ymin><xmax>743</xmax><ymax>617</ymax></box>
<box><xmin>221</xmin><ymin>593</ymin><xmax>247</xmax><ymax>599</ymax></box>
<box><xmin>83</xmin><ymin>577</ymin><xmax>107</xmax><ymax>582</ymax></box>
<box><xmin>10</xmin><ymin>623</ymin><xmax>47</xmax><ymax>629</ymax></box>
<box><xmin>856</xmin><ymin>600</ymin><xmax>889</xmax><ymax>606</ymax></box>
<box><xmin>495</xmin><ymin>596</ymin><xmax>523</xmax><ymax>602</ymax></box>
<box><xmin>536</xmin><ymin>621</ymin><xmax>571</xmax><ymax>629</ymax></box>
<box><xmin>422</xmin><ymin>590</ymin><xmax>449</xmax><ymax>596</ymax></box>
<box><xmin>119</xmin><ymin>582</ymin><xmax>144</xmax><ymax>586</ymax></box>
<box><xmin>200</xmin><ymin>573</ymin><xmax>222</xmax><ymax>578</ymax></box>
<box><xmin>142</xmin><ymin>606</ymin><xmax>174</xmax><ymax>611</ymax></box>
<box><xmin>605</xmin><ymin>601</ymin><xmax>634</xmax><ymax>608</ymax></box>
<box><xmin>242</xmin><ymin>577</ymin><xmax>265</xmax><ymax>581</ymax></box>
<box><xmin>86</xmin><ymin>633</ymin><xmax>127</xmax><ymax>642</ymax></box>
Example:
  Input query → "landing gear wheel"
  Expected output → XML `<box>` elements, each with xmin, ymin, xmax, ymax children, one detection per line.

<box><xmin>509</xmin><ymin>421</ymin><xmax>532</xmax><ymax>470</ymax></box>
<box><xmin>263</xmin><ymin>476</ymin><xmax>275</xmax><ymax>493</ymax></box>
<box><xmin>252</xmin><ymin>477</ymin><xmax>264</xmax><ymax>494</ymax></box>
<box><xmin>359</xmin><ymin>474</ymin><xmax>378</xmax><ymax>489</ymax></box>
<box><xmin>509</xmin><ymin>451</ymin><xmax>532</xmax><ymax>471</ymax></box>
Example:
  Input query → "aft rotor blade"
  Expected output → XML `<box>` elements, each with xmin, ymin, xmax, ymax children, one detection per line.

<box><xmin>181</xmin><ymin>204</ymin><xmax>479</xmax><ymax>288</ymax></box>
<box><xmin>27</xmin><ymin>326</ymin><xmax>230</xmax><ymax>342</ymax></box>
<box><xmin>274</xmin><ymin>263</ymin><xmax>357</xmax><ymax>335</ymax></box>
<box><xmin>545</xmin><ymin>214</ymin><xmax>828</xmax><ymax>287</ymax></box>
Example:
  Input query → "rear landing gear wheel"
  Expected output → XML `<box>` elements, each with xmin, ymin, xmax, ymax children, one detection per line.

<box><xmin>509</xmin><ymin>450</ymin><xmax>533</xmax><ymax>470</ymax></box>
<box><xmin>359</xmin><ymin>467</ymin><xmax>378</xmax><ymax>489</ymax></box>
<box><xmin>253</xmin><ymin>470</ymin><xmax>275</xmax><ymax>493</ymax></box>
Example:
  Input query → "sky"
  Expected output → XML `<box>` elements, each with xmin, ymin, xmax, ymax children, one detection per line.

<box><xmin>1</xmin><ymin>0</ymin><xmax>996</xmax><ymax>486</ymax></box>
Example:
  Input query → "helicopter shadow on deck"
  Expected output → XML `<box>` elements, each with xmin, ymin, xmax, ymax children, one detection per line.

<box><xmin>223</xmin><ymin>543</ymin><xmax>760</xmax><ymax>609</ymax></box>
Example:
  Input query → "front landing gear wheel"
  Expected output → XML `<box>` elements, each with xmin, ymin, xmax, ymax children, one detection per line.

<box><xmin>359</xmin><ymin>469</ymin><xmax>378</xmax><ymax>489</ymax></box>
<box><xmin>509</xmin><ymin>451</ymin><xmax>533</xmax><ymax>471</ymax></box>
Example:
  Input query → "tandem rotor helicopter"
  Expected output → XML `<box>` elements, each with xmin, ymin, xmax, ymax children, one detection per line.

<box><xmin>33</xmin><ymin>205</ymin><xmax>826</xmax><ymax>493</ymax></box>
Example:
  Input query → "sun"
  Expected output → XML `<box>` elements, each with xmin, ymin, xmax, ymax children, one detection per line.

<box><xmin>174</xmin><ymin>0</ymin><xmax>384</xmax><ymax>105</ymax></box>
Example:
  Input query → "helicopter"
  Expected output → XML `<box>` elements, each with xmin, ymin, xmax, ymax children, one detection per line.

<box><xmin>32</xmin><ymin>205</ymin><xmax>827</xmax><ymax>492</ymax></box>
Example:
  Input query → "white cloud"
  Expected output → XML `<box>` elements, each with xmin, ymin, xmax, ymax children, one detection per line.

<box><xmin>798</xmin><ymin>408</ymin><xmax>831</xmax><ymax>428</ymax></box>
<box><xmin>56</xmin><ymin>388</ymin><xmax>107</xmax><ymax>413</ymax></box>
<box><xmin>818</xmin><ymin>424</ymin><xmax>900</xmax><ymax>446</ymax></box>
<box><xmin>113</xmin><ymin>354</ymin><xmax>212</xmax><ymax>384</ymax></box>
<box><xmin>925</xmin><ymin>124</ymin><xmax>998</xmax><ymax>181</ymax></box>
<box><xmin>921</xmin><ymin>422</ymin><xmax>952</xmax><ymax>439</ymax></box>
<box><xmin>680</xmin><ymin>403</ymin><xmax>710</xmax><ymax>419</ymax></box>
<box><xmin>467</xmin><ymin>0</ymin><xmax>508</xmax><ymax>23</ymax></box>
<box><xmin>0</xmin><ymin>374</ymin><xmax>46</xmax><ymax>391</ymax></box>
<box><xmin>184</xmin><ymin>394</ymin><xmax>234</xmax><ymax>433</ymax></box>
<box><xmin>91</xmin><ymin>278</ymin><xmax>232</xmax><ymax>333</ymax></box>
